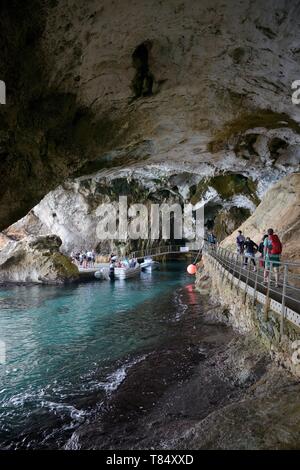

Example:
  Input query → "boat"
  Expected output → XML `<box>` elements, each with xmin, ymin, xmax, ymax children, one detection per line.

<box><xmin>113</xmin><ymin>263</ymin><xmax>141</xmax><ymax>280</ymax></box>
<box><xmin>140</xmin><ymin>257</ymin><xmax>160</xmax><ymax>272</ymax></box>
<box><xmin>94</xmin><ymin>268</ymin><xmax>109</xmax><ymax>280</ymax></box>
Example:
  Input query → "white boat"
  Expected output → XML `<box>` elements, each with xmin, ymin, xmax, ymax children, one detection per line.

<box><xmin>94</xmin><ymin>268</ymin><xmax>109</xmax><ymax>280</ymax></box>
<box><xmin>140</xmin><ymin>257</ymin><xmax>160</xmax><ymax>272</ymax></box>
<box><xmin>114</xmin><ymin>264</ymin><xmax>141</xmax><ymax>280</ymax></box>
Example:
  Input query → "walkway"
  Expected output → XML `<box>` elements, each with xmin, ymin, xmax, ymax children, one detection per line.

<box><xmin>204</xmin><ymin>243</ymin><xmax>300</xmax><ymax>330</ymax></box>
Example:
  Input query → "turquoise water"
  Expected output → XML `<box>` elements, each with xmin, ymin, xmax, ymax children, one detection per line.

<box><xmin>0</xmin><ymin>262</ymin><xmax>191</xmax><ymax>448</ymax></box>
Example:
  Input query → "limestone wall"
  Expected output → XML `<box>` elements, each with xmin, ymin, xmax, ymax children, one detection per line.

<box><xmin>196</xmin><ymin>254</ymin><xmax>300</xmax><ymax>377</ymax></box>
<box><xmin>221</xmin><ymin>173</ymin><xmax>300</xmax><ymax>263</ymax></box>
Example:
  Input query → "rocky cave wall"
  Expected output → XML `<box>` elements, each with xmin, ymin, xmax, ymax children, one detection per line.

<box><xmin>0</xmin><ymin>168</ymin><xmax>269</xmax><ymax>254</ymax></box>
<box><xmin>196</xmin><ymin>252</ymin><xmax>300</xmax><ymax>377</ymax></box>
<box><xmin>221</xmin><ymin>172</ymin><xmax>300</xmax><ymax>262</ymax></box>
<box><xmin>0</xmin><ymin>0</ymin><xmax>300</xmax><ymax>232</ymax></box>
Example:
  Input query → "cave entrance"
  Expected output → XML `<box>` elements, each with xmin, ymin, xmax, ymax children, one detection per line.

<box><xmin>132</xmin><ymin>42</ymin><xmax>154</xmax><ymax>98</ymax></box>
<box><xmin>204</xmin><ymin>201</ymin><xmax>251</xmax><ymax>242</ymax></box>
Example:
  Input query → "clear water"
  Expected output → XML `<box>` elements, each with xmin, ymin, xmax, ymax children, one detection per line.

<box><xmin>0</xmin><ymin>262</ymin><xmax>191</xmax><ymax>448</ymax></box>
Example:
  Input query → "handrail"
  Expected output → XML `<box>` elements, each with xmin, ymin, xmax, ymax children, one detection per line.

<box><xmin>202</xmin><ymin>241</ymin><xmax>300</xmax><ymax>336</ymax></box>
<box><xmin>127</xmin><ymin>242</ymin><xmax>203</xmax><ymax>260</ymax></box>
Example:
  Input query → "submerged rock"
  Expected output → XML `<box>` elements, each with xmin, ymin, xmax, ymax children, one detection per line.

<box><xmin>0</xmin><ymin>235</ymin><xmax>79</xmax><ymax>284</ymax></box>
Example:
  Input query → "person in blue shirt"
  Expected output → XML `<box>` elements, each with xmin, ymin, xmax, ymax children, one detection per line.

<box><xmin>236</xmin><ymin>230</ymin><xmax>245</xmax><ymax>255</ymax></box>
<box><xmin>207</xmin><ymin>230</ymin><xmax>217</xmax><ymax>246</ymax></box>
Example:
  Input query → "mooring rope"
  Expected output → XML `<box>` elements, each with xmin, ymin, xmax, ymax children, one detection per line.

<box><xmin>193</xmin><ymin>247</ymin><xmax>203</xmax><ymax>265</ymax></box>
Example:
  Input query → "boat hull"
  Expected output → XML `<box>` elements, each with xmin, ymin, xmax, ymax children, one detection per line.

<box><xmin>141</xmin><ymin>262</ymin><xmax>160</xmax><ymax>272</ymax></box>
<box><xmin>140</xmin><ymin>260</ymin><xmax>160</xmax><ymax>272</ymax></box>
<box><xmin>94</xmin><ymin>269</ymin><xmax>109</xmax><ymax>280</ymax></box>
<box><xmin>114</xmin><ymin>265</ymin><xmax>141</xmax><ymax>279</ymax></box>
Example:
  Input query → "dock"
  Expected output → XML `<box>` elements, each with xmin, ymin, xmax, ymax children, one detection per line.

<box><xmin>77</xmin><ymin>244</ymin><xmax>202</xmax><ymax>280</ymax></box>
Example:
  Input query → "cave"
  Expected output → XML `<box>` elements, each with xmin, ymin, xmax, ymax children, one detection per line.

<box><xmin>268</xmin><ymin>137</ymin><xmax>289</xmax><ymax>160</ymax></box>
<box><xmin>0</xmin><ymin>0</ymin><xmax>300</xmax><ymax>453</ymax></box>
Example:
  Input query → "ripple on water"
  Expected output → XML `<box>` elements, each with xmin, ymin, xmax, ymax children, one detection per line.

<box><xmin>0</xmin><ymin>262</ymin><xmax>191</xmax><ymax>448</ymax></box>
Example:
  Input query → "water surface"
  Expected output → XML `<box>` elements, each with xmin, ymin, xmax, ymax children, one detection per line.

<box><xmin>0</xmin><ymin>261</ymin><xmax>191</xmax><ymax>448</ymax></box>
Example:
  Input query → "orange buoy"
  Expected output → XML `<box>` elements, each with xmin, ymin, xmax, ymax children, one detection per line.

<box><xmin>187</xmin><ymin>264</ymin><xmax>197</xmax><ymax>275</ymax></box>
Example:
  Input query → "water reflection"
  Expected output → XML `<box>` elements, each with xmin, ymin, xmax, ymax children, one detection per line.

<box><xmin>0</xmin><ymin>262</ymin><xmax>191</xmax><ymax>447</ymax></box>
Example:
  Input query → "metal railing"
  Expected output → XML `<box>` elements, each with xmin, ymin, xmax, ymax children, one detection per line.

<box><xmin>128</xmin><ymin>243</ymin><xmax>202</xmax><ymax>260</ymax></box>
<box><xmin>203</xmin><ymin>242</ymin><xmax>300</xmax><ymax>336</ymax></box>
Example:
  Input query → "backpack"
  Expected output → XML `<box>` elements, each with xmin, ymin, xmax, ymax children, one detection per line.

<box><xmin>268</xmin><ymin>234</ymin><xmax>282</xmax><ymax>255</ymax></box>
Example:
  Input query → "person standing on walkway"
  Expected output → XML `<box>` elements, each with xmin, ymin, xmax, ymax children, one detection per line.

<box><xmin>258</xmin><ymin>234</ymin><xmax>268</xmax><ymax>268</ymax></box>
<box><xmin>207</xmin><ymin>230</ymin><xmax>217</xmax><ymax>249</ymax></box>
<box><xmin>236</xmin><ymin>230</ymin><xmax>245</xmax><ymax>255</ymax></box>
<box><xmin>82</xmin><ymin>250</ymin><xmax>88</xmax><ymax>269</ymax></box>
<box><xmin>244</xmin><ymin>237</ymin><xmax>258</xmax><ymax>271</ymax></box>
<box><xmin>263</xmin><ymin>228</ymin><xmax>282</xmax><ymax>288</ymax></box>
<box><xmin>109</xmin><ymin>261</ymin><xmax>115</xmax><ymax>281</ymax></box>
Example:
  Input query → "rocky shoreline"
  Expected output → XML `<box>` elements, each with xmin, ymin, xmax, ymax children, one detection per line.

<box><xmin>0</xmin><ymin>235</ymin><xmax>79</xmax><ymax>284</ymax></box>
<box><xmin>64</xmin><ymin>287</ymin><xmax>300</xmax><ymax>450</ymax></box>
<box><xmin>1</xmin><ymin>278</ymin><xmax>300</xmax><ymax>450</ymax></box>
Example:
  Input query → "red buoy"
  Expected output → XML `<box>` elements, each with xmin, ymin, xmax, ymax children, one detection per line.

<box><xmin>187</xmin><ymin>264</ymin><xmax>197</xmax><ymax>275</ymax></box>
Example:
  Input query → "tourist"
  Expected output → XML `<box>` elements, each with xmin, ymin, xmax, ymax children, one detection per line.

<box><xmin>86</xmin><ymin>250</ymin><xmax>91</xmax><ymax>267</ymax></box>
<box><xmin>109</xmin><ymin>261</ymin><xmax>115</xmax><ymax>280</ymax></box>
<box><xmin>207</xmin><ymin>230</ymin><xmax>217</xmax><ymax>247</ymax></box>
<box><xmin>129</xmin><ymin>258</ymin><xmax>138</xmax><ymax>268</ymax></box>
<box><xmin>91</xmin><ymin>250</ymin><xmax>96</xmax><ymax>266</ymax></box>
<box><xmin>110</xmin><ymin>253</ymin><xmax>117</xmax><ymax>262</ymax></box>
<box><xmin>244</xmin><ymin>237</ymin><xmax>258</xmax><ymax>271</ymax></box>
<box><xmin>263</xmin><ymin>228</ymin><xmax>282</xmax><ymax>288</ymax></box>
<box><xmin>75</xmin><ymin>251</ymin><xmax>81</xmax><ymax>266</ymax></box>
<box><xmin>70</xmin><ymin>251</ymin><xmax>76</xmax><ymax>264</ymax></box>
<box><xmin>82</xmin><ymin>250</ymin><xmax>88</xmax><ymax>269</ymax></box>
<box><xmin>236</xmin><ymin>230</ymin><xmax>245</xmax><ymax>255</ymax></box>
<box><xmin>86</xmin><ymin>249</ymin><xmax>93</xmax><ymax>268</ymax></box>
<box><xmin>258</xmin><ymin>234</ymin><xmax>268</xmax><ymax>268</ymax></box>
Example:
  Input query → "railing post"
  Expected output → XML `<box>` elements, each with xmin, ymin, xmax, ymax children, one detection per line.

<box><xmin>226</xmin><ymin>251</ymin><xmax>232</xmax><ymax>282</ymax></box>
<box><xmin>252</xmin><ymin>264</ymin><xmax>259</xmax><ymax>306</ymax></box>
<box><xmin>218</xmin><ymin>246</ymin><xmax>222</xmax><ymax>265</ymax></box>
<box><xmin>219</xmin><ymin>248</ymin><xmax>223</xmax><ymax>272</ymax></box>
<box><xmin>264</xmin><ymin>262</ymin><xmax>273</xmax><ymax>321</ymax></box>
<box><xmin>211</xmin><ymin>246</ymin><xmax>216</xmax><ymax>265</ymax></box>
<box><xmin>280</xmin><ymin>265</ymin><xmax>288</xmax><ymax>341</ymax></box>
<box><xmin>227</xmin><ymin>252</ymin><xmax>233</xmax><ymax>283</ymax></box>
<box><xmin>225</xmin><ymin>251</ymin><xmax>231</xmax><ymax>283</ymax></box>
<box><xmin>237</xmin><ymin>254</ymin><xmax>244</xmax><ymax>292</ymax></box>
<box><xmin>231</xmin><ymin>253</ymin><xmax>238</xmax><ymax>289</ymax></box>
<box><xmin>215</xmin><ymin>248</ymin><xmax>219</xmax><ymax>268</ymax></box>
<box><xmin>221</xmin><ymin>249</ymin><xmax>226</xmax><ymax>282</ymax></box>
<box><xmin>243</xmin><ymin>260</ymin><xmax>251</xmax><ymax>304</ymax></box>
